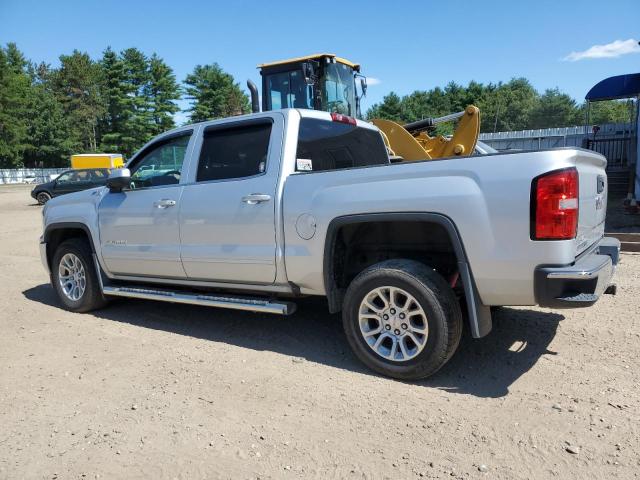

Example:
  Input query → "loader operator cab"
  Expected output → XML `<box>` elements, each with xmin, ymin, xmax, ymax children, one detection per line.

<box><xmin>252</xmin><ymin>53</ymin><xmax>367</xmax><ymax>118</ymax></box>
<box><xmin>246</xmin><ymin>52</ymin><xmax>481</xmax><ymax>161</ymax></box>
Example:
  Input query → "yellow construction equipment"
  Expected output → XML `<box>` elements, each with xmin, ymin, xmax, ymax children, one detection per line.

<box><xmin>372</xmin><ymin>106</ymin><xmax>480</xmax><ymax>160</ymax></box>
<box><xmin>249</xmin><ymin>53</ymin><xmax>365</xmax><ymax>117</ymax></box>
<box><xmin>248</xmin><ymin>54</ymin><xmax>480</xmax><ymax>161</ymax></box>
<box><xmin>71</xmin><ymin>153</ymin><xmax>124</xmax><ymax>169</ymax></box>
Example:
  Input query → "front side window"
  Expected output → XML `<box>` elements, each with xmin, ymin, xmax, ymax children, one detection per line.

<box><xmin>56</xmin><ymin>171</ymin><xmax>79</xmax><ymax>183</ymax></box>
<box><xmin>296</xmin><ymin>118</ymin><xmax>389</xmax><ymax>172</ymax></box>
<box><xmin>129</xmin><ymin>135</ymin><xmax>190</xmax><ymax>189</ymax></box>
<box><xmin>196</xmin><ymin>123</ymin><xmax>272</xmax><ymax>182</ymax></box>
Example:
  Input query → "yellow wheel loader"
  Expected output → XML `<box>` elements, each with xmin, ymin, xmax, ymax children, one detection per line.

<box><xmin>248</xmin><ymin>53</ymin><xmax>480</xmax><ymax>161</ymax></box>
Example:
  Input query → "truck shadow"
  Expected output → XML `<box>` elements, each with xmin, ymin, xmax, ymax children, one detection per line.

<box><xmin>23</xmin><ymin>284</ymin><xmax>563</xmax><ymax>398</ymax></box>
<box><xmin>428</xmin><ymin>307</ymin><xmax>563</xmax><ymax>397</ymax></box>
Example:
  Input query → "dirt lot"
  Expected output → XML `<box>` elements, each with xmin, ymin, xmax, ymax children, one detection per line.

<box><xmin>0</xmin><ymin>184</ymin><xmax>638</xmax><ymax>480</ymax></box>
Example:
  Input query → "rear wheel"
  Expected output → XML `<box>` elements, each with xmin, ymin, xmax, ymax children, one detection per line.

<box><xmin>51</xmin><ymin>238</ymin><xmax>108</xmax><ymax>312</ymax></box>
<box><xmin>342</xmin><ymin>259</ymin><xmax>462</xmax><ymax>380</ymax></box>
<box><xmin>36</xmin><ymin>192</ymin><xmax>51</xmax><ymax>205</ymax></box>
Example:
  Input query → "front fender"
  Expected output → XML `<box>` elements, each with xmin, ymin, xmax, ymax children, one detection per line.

<box><xmin>42</xmin><ymin>188</ymin><xmax>107</xmax><ymax>271</ymax></box>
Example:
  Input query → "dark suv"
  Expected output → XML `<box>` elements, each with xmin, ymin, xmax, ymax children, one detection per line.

<box><xmin>31</xmin><ymin>169</ymin><xmax>111</xmax><ymax>205</ymax></box>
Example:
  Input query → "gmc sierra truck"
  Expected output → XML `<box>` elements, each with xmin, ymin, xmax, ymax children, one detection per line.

<box><xmin>39</xmin><ymin>109</ymin><xmax>620</xmax><ymax>380</ymax></box>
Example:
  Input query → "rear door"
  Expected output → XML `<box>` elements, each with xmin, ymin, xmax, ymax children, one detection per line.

<box><xmin>178</xmin><ymin>115</ymin><xmax>283</xmax><ymax>283</ymax></box>
<box><xmin>98</xmin><ymin>131</ymin><xmax>195</xmax><ymax>278</ymax></box>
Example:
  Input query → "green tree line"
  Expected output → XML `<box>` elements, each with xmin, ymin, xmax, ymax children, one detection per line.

<box><xmin>366</xmin><ymin>78</ymin><xmax>633</xmax><ymax>135</ymax></box>
<box><xmin>0</xmin><ymin>43</ymin><xmax>248</xmax><ymax>168</ymax></box>
<box><xmin>1</xmin><ymin>42</ymin><xmax>634</xmax><ymax>168</ymax></box>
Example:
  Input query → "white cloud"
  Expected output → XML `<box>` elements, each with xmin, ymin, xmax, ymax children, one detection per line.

<box><xmin>563</xmin><ymin>38</ymin><xmax>640</xmax><ymax>61</ymax></box>
<box><xmin>366</xmin><ymin>77</ymin><xmax>382</xmax><ymax>86</ymax></box>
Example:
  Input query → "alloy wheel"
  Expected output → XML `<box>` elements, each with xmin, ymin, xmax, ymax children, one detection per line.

<box><xmin>58</xmin><ymin>253</ymin><xmax>86</xmax><ymax>301</ymax></box>
<box><xmin>358</xmin><ymin>286</ymin><xmax>429</xmax><ymax>362</ymax></box>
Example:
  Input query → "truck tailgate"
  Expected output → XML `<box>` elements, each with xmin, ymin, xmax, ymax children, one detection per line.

<box><xmin>575</xmin><ymin>150</ymin><xmax>607</xmax><ymax>254</ymax></box>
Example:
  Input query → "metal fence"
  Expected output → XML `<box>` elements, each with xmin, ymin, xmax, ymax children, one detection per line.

<box><xmin>584</xmin><ymin>138</ymin><xmax>634</xmax><ymax>170</ymax></box>
<box><xmin>479</xmin><ymin>123</ymin><xmax>637</xmax><ymax>171</ymax></box>
<box><xmin>0</xmin><ymin>168</ymin><xmax>67</xmax><ymax>185</ymax></box>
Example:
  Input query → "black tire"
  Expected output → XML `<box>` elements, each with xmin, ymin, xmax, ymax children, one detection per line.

<box><xmin>36</xmin><ymin>191</ymin><xmax>51</xmax><ymax>205</ymax></box>
<box><xmin>51</xmin><ymin>238</ymin><xmax>108</xmax><ymax>313</ymax></box>
<box><xmin>342</xmin><ymin>259</ymin><xmax>462</xmax><ymax>380</ymax></box>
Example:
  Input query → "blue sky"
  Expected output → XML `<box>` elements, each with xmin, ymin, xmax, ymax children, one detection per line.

<box><xmin>1</xmin><ymin>0</ymin><xmax>639</xmax><ymax>122</ymax></box>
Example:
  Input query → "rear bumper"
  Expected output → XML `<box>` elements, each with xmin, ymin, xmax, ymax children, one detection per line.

<box><xmin>534</xmin><ymin>237</ymin><xmax>620</xmax><ymax>308</ymax></box>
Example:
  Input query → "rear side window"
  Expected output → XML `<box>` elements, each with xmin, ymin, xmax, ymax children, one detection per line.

<box><xmin>197</xmin><ymin>123</ymin><xmax>272</xmax><ymax>182</ymax></box>
<box><xmin>296</xmin><ymin>118</ymin><xmax>389</xmax><ymax>172</ymax></box>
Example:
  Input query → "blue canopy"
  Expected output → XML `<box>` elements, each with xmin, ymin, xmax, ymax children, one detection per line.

<box><xmin>585</xmin><ymin>73</ymin><xmax>640</xmax><ymax>101</ymax></box>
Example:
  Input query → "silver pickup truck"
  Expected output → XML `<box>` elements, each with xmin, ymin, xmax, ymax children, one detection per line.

<box><xmin>39</xmin><ymin>109</ymin><xmax>620</xmax><ymax>380</ymax></box>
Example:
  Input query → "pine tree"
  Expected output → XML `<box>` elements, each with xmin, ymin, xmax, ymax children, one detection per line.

<box><xmin>0</xmin><ymin>44</ymin><xmax>31</xmax><ymax>167</ymax></box>
<box><xmin>23</xmin><ymin>82</ymin><xmax>75</xmax><ymax>167</ymax></box>
<box><xmin>529</xmin><ymin>88</ymin><xmax>582</xmax><ymax>129</ymax></box>
<box><xmin>51</xmin><ymin>50</ymin><xmax>105</xmax><ymax>152</ymax></box>
<box><xmin>99</xmin><ymin>47</ymin><xmax>129</xmax><ymax>152</ymax></box>
<box><xmin>183</xmin><ymin>63</ymin><xmax>249</xmax><ymax>123</ymax></box>
<box><xmin>118</xmin><ymin>48</ymin><xmax>154</xmax><ymax>156</ymax></box>
<box><xmin>366</xmin><ymin>92</ymin><xmax>403</xmax><ymax>122</ymax></box>
<box><xmin>146</xmin><ymin>53</ymin><xmax>180</xmax><ymax>135</ymax></box>
<box><xmin>4</xmin><ymin>42</ymin><xmax>28</xmax><ymax>73</ymax></box>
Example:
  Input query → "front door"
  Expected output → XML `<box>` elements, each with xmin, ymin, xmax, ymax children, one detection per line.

<box><xmin>53</xmin><ymin>170</ymin><xmax>93</xmax><ymax>196</ymax></box>
<box><xmin>98</xmin><ymin>132</ymin><xmax>193</xmax><ymax>278</ymax></box>
<box><xmin>179</xmin><ymin>117</ymin><xmax>282</xmax><ymax>284</ymax></box>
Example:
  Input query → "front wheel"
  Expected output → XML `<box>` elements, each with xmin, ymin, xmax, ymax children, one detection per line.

<box><xmin>342</xmin><ymin>259</ymin><xmax>462</xmax><ymax>380</ymax></box>
<box><xmin>51</xmin><ymin>238</ymin><xmax>108</xmax><ymax>312</ymax></box>
<box><xmin>36</xmin><ymin>192</ymin><xmax>51</xmax><ymax>205</ymax></box>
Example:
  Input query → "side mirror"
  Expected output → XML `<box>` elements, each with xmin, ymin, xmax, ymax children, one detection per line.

<box><xmin>106</xmin><ymin>168</ymin><xmax>131</xmax><ymax>192</ymax></box>
<box><xmin>301</xmin><ymin>61</ymin><xmax>317</xmax><ymax>85</ymax></box>
<box><xmin>360</xmin><ymin>77</ymin><xmax>368</xmax><ymax>97</ymax></box>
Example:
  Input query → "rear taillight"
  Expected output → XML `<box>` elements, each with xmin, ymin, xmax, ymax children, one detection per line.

<box><xmin>331</xmin><ymin>112</ymin><xmax>357</xmax><ymax>125</ymax></box>
<box><xmin>531</xmin><ymin>168</ymin><xmax>579</xmax><ymax>240</ymax></box>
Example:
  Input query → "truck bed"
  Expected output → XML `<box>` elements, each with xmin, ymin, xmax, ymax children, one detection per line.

<box><xmin>282</xmin><ymin>147</ymin><xmax>607</xmax><ymax>306</ymax></box>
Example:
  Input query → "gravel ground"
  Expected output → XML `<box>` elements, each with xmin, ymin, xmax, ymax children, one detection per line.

<box><xmin>606</xmin><ymin>195</ymin><xmax>640</xmax><ymax>233</ymax></box>
<box><xmin>0</xmin><ymin>184</ymin><xmax>638</xmax><ymax>480</ymax></box>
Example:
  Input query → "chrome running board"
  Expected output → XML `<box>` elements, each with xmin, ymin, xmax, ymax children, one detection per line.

<box><xmin>102</xmin><ymin>285</ymin><xmax>296</xmax><ymax>315</ymax></box>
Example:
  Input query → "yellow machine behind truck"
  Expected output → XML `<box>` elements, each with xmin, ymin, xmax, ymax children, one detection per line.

<box><xmin>247</xmin><ymin>53</ymin><xmax>480</xmax><ymax>161</ymax></box>
<box><xmin>70</xmin><ymin>153</ymin><xmax>124</xmax><ymax>170</ymax></box>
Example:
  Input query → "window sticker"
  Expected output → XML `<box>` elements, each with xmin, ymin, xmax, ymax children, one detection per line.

<box><xmin>296</xmin><ymin>158</ymin><xmax>313</xmax><ymax>171</ymax></box>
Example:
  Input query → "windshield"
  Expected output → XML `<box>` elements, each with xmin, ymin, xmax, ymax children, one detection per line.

<box><xmin>263</xmin><ymin>62</ymin><xmax>357</xmax><ymax>115</ymax></box>
<box><xmin>321</xmin><ymin>63</ymin><xmax>356</xmax><ymax>116</ymax></box>
<box><xmin>264</xmin><ymin>70</ymin><xmax>313</xmax><ymax>110</ymax></box>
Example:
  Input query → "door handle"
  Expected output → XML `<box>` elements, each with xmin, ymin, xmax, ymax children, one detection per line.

<box><xmin>154</xmin><ymin>199</ymin><xmax>177</xmax><ymax>209</ymax></box>
<box><xmin>241</xmin><ymin>194</ymin><xmax>271</xmax><ymax>205</ymax></box>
